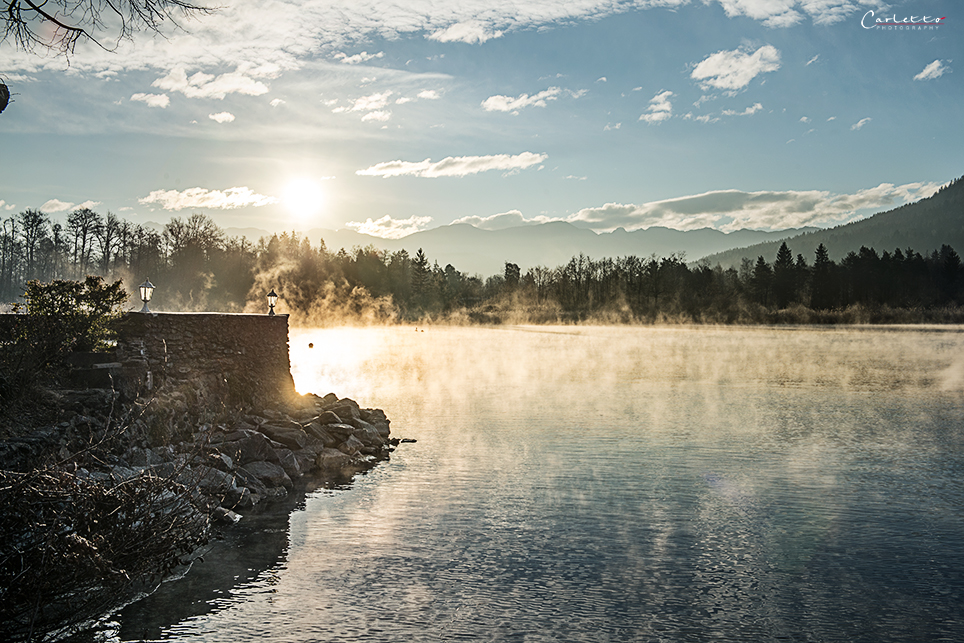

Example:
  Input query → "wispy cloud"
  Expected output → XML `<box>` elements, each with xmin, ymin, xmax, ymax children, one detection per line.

<box><xmin>691</xmin><ymin>45</ymin><xmax>781</xmax><ymax>92</ymax></box>
<box><xmin>851</xmin><ymin>117</ymin><xmax>872</xmax><ymax>130</ymax></box>
<box><xmin>721</xmin><ymin>102</ymin><xmax>763</xmax><ymax>117</ymax></box>
<box><xmin>356</xmin><ymin>152</ymin><xmax>547</xmax><ymax>178</ymax></box>
<box><xmin>40</xmin><ymin>199</ymin><xmax>101</xmax><ymax>213</ymax></box>
<box><xmin>566</xmin><ymin>182</ymin><xmax>943</xmax><ymax>232</ymax></box>
<box><xmin>346</xmin><ymin>214</ymin><xmax>433</xmax><ymax>238</ymax></box>
<box><xmin>482</xmin><ymin>87</ymin><xmax>563</xmax><ymax>112</ymax></box>
<box><xmin>334</xmin><ymin>91</ymin><xmax>395</xmax><ymax>113</ymax></box>
<box><xmin>639</xmin><ymin>90</ymin><xmax>673</xmax><ymax>123</ymax></box>
<box><xmin>130</xmin><ymin>93</ymin><xmax>170</xmax><ymax>108</ymax></box>
<box><xmin>335</xmin><ymin>51</ymin><xmax>385</xmax><ymax>64</ymax></box>
<box><xmin>209</xmin><ymin>111</ymin><xmax>236</xmax><ymax>123</ymax></box>
<box><xmin>914</xmin><ymin>59</ymin><xmax>950</xmax><ymax>81</ymax></box>
<box><xmin>139</xmin><ymin>187</ymin><xmax>278</xmax><ymax>210</ymax></box>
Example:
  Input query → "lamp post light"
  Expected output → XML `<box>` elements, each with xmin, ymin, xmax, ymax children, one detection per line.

<box><xmin>138</xmin><ymin>278</ymin><xmax>155</xmax><ymax>313</ymax></box>
<box><xmin>267</xmin><ymin>288</ymin><xmax>278</xmax><ymax>316</ymax></box>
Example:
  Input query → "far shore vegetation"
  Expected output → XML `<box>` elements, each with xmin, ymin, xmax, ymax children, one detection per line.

<box><xmin>2</xmin><ymin>208</ymin><xmax>964</xmax><ymax>326</ymax></box>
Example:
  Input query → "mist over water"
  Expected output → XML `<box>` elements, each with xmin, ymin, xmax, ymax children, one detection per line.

<box><xmin>121</xmin><ymin>326</ymin><xmax>964</xmax><ymax>642</ymax></box>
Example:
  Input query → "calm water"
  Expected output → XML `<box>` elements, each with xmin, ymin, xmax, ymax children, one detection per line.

<box><xmin>111</xmin><ymin>325</ymin><xmax>964</xmax><ymax>642</ymax></box>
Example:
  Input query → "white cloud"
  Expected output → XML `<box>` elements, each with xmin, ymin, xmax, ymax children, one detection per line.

<box><xmin>361</xmin><ymin>110</ymin><xmax>392</xmax><ymax>121</ymax></box>
<box><xmin>639</xmin><ymin>90</ymin><xmax>673</xmax><ymax>123</ymax></box>
<box><xmin>565</xmin><ymin>181</ymin><xmax>943</xmax><ymax>232</ymax></box>
<box><xmin>0</xmin><ymin>200</ymin><xmax>15</xmax><ymax>211</ymax></box>
<box><xmin>418</xmin><ymin>89</ymin><xmax>441</xmax><ymax>100</ymax></box>
<box><xmin>209</xmin><ymin>111</ymin><xmax>236</xmax><ymax>123</ymax></box>
<box><xmin>914</xmin><ymin>60</ymin><xmax>950</xmax><ymax>81</ymax></box>
<box><xmin>715</xmin><ymin>0</ymin><xmax>802</xmax><ymax>27</ymax></box>
<box><xmin>851</xmin><ymin>117</ymin><xmax>871</xmax><ymax>130</ymax></box>
<box><xmin>482</xmin><ymin>87</ymin><xmax>562</xmax><ymax>112</ymax></box>
<box><xmin>451</xmin><ymin>209</ymin><xmax>554</xmax><ymax>230</ymax></box>
<box><xmin>152</xmin><ymin>66</ymin><xmax>271</xmax><ymax>100</ymax></box>
<box><xmin>270</xmin><ymin>98</ymin><xmax>286</xmax><ymax>107</ymax></box>
<box><xmin>40</xmin><ymin>199</ymin><xmax>100</xmax><ymax>212</ymax></box>
<box><xmin>335</xmin><ymin>51</ymin><xmax>385</xmax><ymax>64</ymax></box>
<box><xmin>691</xmin><ymin>45</ymin><xmax>781</xmax><ymax>91</ymax></box>
<box><xmin>596</xmin><ymin>77</ymin><xmax>607</xmax><ymax>83</ymax></box>
<box><xmin>335</xmin><ymin>91</ymin><xmax>394</xmax><ymax>113</ymax></box>
<box><xmin>799</xmin><ymin>115</ymin><xmax>810</xmax><ymax>123</ymax></box>
<box><xmin>130</xmin><ymin>93</ymin><xmax>170</xmax><ymax>108</ymax></box>
<box><xmin>806</xmin><ymin>54</ymin><xmax>820</xmax><ymax>66</ymax></box>
<box><xmin>346</xmin><ymin>214</ymin><xmax>433</xmax><ymax>238</ymax></box>
<box><xmin>139</xmin><ymin>187</ymin><xmax>278</xmax><ymax>210</ymax></box>
<box><xmin>357</xmin><ymin>152</ymin><xmax>547</xmax><ymax>178</ymax></box>
<box><xmin>721</xmin><ymin>102</ymin><xmax>763</xmax><ymax>116</ymax></box>
<box><xmin>428</xmin><ymin>21</ymin><xmax>503</xmax><ymax>44</ymax></box>
<box><xmin>604</xmin><ymin>122</ymin><xmax>622</xmax><ymax>130</ymax></box>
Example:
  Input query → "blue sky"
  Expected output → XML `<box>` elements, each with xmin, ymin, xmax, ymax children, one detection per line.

<box><xmin>1</xmin><ymin>0</ymin><xmax>960</xmax><ymax>239</ymax></box>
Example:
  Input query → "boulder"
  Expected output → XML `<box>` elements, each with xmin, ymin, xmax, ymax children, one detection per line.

<box><xmin>304</xmin><ymin>422</ymin><xmax>339</xmax><ymax>447</ymax></box>
<box><xmin>316</xmin><ymin>448</ymin><xmax>354</xmax><ymax>471</ymax></box>
<box><xmin>328</xmin><ymin>402</ymin><xmax>360</xmax><ymax>422</ymax></box>
<box><xmin>257</xmin><ymin>424</ymin><xmax>308</xmax><ymax>451</ymax></box>
<box><xmin>323</xmin><ymin>423</ymin><xmax>355</xmax><ymax>441</ymax></box>
<box><xmin>348</xmin><ymin>418</ymin><xmax>383</xmax><ymax>447</ymax></box>
<box><xmin>275</xmin><ymin>448</ymin><xmax>302</xmax><ymax>479</ymax></box>
<box><xmin>240</xmin><ymin>461</ymin><xmax>293</xmax><ymax>490</ymax></box>
<box><xmin>338</xmin><ymin>435</ymin><xmax>365</xmax><ymax>456</ymax></box>
<box><xmin>314</xmin><ymin>411</ymin><xmax>342</xmax><ymax>425</ymax></box>
<box><xmin>197</xmin><ymin>467</ymin><xmax>239</xmax><ymax>496</ymax></box>
<box><xmin>220</xmin><ymin>429</ymin><xmax>281</xmax><ymax>464</ymax></box>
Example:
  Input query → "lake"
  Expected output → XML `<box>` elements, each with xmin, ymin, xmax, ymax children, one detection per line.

<box><xmin>110</xmin><ymin>325</ymin><xmax>964</xmax><ymax>642</ymax></box>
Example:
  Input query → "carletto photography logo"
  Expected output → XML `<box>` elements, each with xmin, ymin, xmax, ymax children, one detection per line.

<box><xmin>861</xmin><ymin>9</ymin><xmax>947</xmax><ymax>30</ymax></box>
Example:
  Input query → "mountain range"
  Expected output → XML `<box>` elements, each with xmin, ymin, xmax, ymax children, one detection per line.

<box><xmin>187</xmin><ymin>173</ymin><xmax>964</xmax><ymax>278</ymax></box>
<box><xmin>220</xmin><ymin>223</ymin><xmax>815</xmax><ymax>278</ymax></box>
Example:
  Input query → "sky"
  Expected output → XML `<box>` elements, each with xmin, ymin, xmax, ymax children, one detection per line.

<box><xmin>1</xmin><ymin>0</ymin><xmax>961</xmax><ymax>240</ymax></box>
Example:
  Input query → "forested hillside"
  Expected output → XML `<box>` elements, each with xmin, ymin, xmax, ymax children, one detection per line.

<box><xmin>705</xmin><ymin>176</ymin><xmax>964</xmax><ymax>268</ymax></box>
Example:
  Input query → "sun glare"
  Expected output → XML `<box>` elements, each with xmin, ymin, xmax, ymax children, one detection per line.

<box><xmin>284</xmin><ymin>179</ymin><xmax>326</xmax><ymax>219</ymax></box>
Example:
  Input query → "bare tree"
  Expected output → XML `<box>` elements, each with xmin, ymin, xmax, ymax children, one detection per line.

<box><xmin>3</xmin><ymin>0</ymin><xmax>210</xmax><ymax>56</ymax></box>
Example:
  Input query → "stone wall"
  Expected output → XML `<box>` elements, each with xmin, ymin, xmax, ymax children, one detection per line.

<box><xmin>115</xmin><ymin>313</ymin><xmax>296</xmax><ymax>409</ymax></box>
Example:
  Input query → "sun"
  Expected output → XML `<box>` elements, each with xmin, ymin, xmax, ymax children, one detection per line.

<box><xmin>283</xmin><ymin>178</ymin><xmax>326</xmax><ymax>219</ymax></box>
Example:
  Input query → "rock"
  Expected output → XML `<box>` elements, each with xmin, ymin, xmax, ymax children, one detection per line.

<box><xmin>232</xmin><ymin>467</ymin><xmax>269</xmax><ymax>497</ymax></box>
<box><xmin>323</xmin><ymin>423</ymin><xmax>355</xmax><ymax>441</ymax></box>
<box><xmin>257</xmin><ymin>424</ymin><xmax>308</xmax><ymax>451</ymax></box>
<box><xmin>240</xmin><ymin>461</ymin><xmax>292</xmax><ymax>490</ymax></box>
<box><xmin>316</xmin><ymin>448</ymin><xmax>353</xmax><ymax>471</ymax></box>
<box><xmin>212</xmin><ymin>507</ymin><xmax>243</xmax><ymax>524</ymax></box>
<box><xmin>313</xmin><ymin>411</ymin><xmax>342</xmax><ymax>425</ymax></box>
<box><xmin>275</xmin><ymin>448</ymin><xmax>302</xmax><ymax>479</ymax></box>
<box><xmin>364</xmin><ymin>409</ymin><xmax>391</xmax><ymax>437</ymax></box>
<box><xmin>303</xmin><ymin>423</ymin><xmax>338</xmax><ymax>447</ymax></box>
<box><xmin>348</xmin><ymin>418</ymin><xmax>383</xmax><ymax>447</ymax></box>
<box><xmin>319</xmin><ymin>392</ymin><xmax>338</xmax><ymax>407</ymax></box>
<box><xmin>328</xmin><ymin>402</ymin><xmax>360</xmax><ymax>422</ymax></box>
<box><xmin>220</xmin><ymin>429</ymin><xmax>281</xmax><ymax>465</ymax></box>
<box><xmin>338</xmin><ymin>435</ymin><xmax>365</xmax><ymax>456</ymax></box>
<box><xmin>294</xmin><ymin>451</ymin><xmax>316</xmax><ymax>475</ymax></box>
<box><xmin>197</xmin><ymin>467</ymin><xmax>239</xmax><ymax>496</ymax></box>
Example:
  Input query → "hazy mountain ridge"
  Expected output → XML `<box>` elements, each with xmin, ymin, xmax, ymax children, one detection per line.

<box><xmin>702</xmin><ymin>176</ymin><xmax>964</xmax><ymax>268</ymax></box>
<box><xmin>224</xmin><ymin>222</ymin><xmax>818</xmax><ymax>277</ymax></box>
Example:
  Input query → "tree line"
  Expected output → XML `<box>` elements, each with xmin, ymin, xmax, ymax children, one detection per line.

<box><xmin>3</xmin><ymin>206</ymin><xmax>963</xmax><ymax>323</ymax></box>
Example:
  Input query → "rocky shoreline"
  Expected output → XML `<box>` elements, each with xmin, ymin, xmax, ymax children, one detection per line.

<box><xmin>0</xmin><ymin>382</ymin><xmax>402</xmax><ymax>641</ymax></box>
